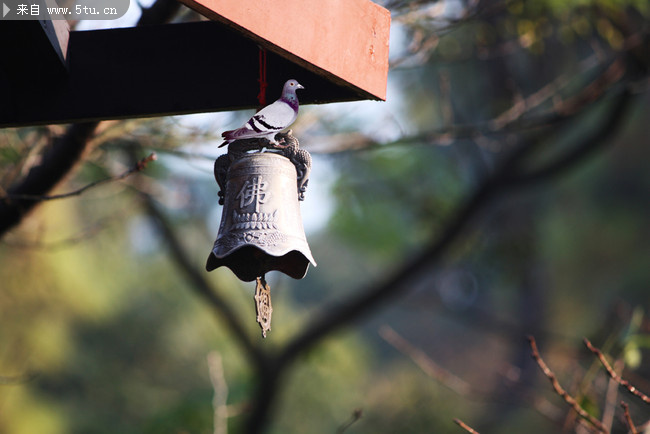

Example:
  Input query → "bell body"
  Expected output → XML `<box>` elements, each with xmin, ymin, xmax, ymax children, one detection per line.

<box><xmin>206</xmin><ymin>152</ymin><xmax>316</xmax><ymax>281</ymax></box>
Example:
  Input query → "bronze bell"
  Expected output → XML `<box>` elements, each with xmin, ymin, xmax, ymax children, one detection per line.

<box><xmin>206</xmin><ymin>133</ymin><xmax>316</xmax><ymax>282</ymax></box>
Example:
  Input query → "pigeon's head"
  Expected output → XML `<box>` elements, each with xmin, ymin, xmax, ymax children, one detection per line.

<box><xmin>284</xmin><ymin>79</ymin><xmax>304</xmax><ymax>92</ymax></box>
<box><xmin>281</xmin><ymin>79</ymin><xmax>304</xmax><ymax>106</ymax></box>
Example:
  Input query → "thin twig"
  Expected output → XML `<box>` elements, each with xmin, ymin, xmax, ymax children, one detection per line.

<box><xmin>602</xmin><ymin>359</ymin><xmax>624</xmax><ymax>431</ymax></box>
<box><xmin>621</xmin><ymin>401</ymin><xmax>638</xmax><ymax>434</ymax></box>
<box><xmin>3</xmin><ymin>153</ymin><xmax>157</xmax><ymax>202</ymax></box>
<box><xmin>505</xmin><ymin>88</ymin><xmax>630</xmax><ymax>186</ymax></box>
<box><xmin>208</xmin><ymin>352</ymin><xmax>229</xmax><ymax>434</ymax></box>
<box><xmin>379</xmin><ymin>326</ymin><xmax>472</xmax><ymax>396</ymax></box>
<box><xmin>139</xmin><ymin>191</ymin><xmax>263</xmax><ymax>364</ymax></box>
<box><xmin>528</xmin><ymin>336</ymin><xmax>608</xmax><ymax>433</ymax></box>
<box><xmin>2</xmin><ymin>217</ymin><xmax>113</xmax><ymax>250</ymax></box>
<box><xmin>320</xmin><ymin>49</ymin><xmax>631</xmax><ymax>157</ymax></box>
<box><xmin>584</xmin><ymin>338</ymin><xmax>650</xmax><ymax>405</ymax></box>
<box><xmin>489</xmin><ymin>52</ymin><xmax>622</xmax><ymax>130</ymax></box>
<box><xmin>380</xmin><ymin>327</ymin><xmax>568</xmax><ymax>423</ymax></box>
<box><xmin>336</xmin><ymin>408</ymin><xmax>363</xmax><ymax>433</ymax></box>
<box><xmin>454</xmin><ymin>418</ymin><xmax>480</xmax><ymax>433</ymax></box>
<box><xmin>0</xmin><ymin>372</ymin><xmax>36</xmax><ymax>385</ymax></box>
<box><xmin>391</xmin><ymin>0</ymin><xmax>514</xmax><ymax>35</ymax></box>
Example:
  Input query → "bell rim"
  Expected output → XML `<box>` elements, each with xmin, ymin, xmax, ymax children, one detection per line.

<box><xmin>209</xmin><ymin>242</ymin><xmax>317</xmax><ymax>267</ymax></box>
<box><xmin>206</xmin><ymin>244</ymin><xmax>316</xmax><ymax>281</ymax></box>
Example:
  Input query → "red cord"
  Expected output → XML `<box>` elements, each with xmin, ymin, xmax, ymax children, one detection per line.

<box><xmin>257</xmin><ymin>47</ymin><xmax>268</xmax><ymax>108</ymax></box>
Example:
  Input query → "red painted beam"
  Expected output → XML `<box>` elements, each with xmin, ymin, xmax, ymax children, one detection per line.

<box><xmin>178</xmin><ymin>0</ymin><xmax>391</xmax><ymax>101</ymax></box>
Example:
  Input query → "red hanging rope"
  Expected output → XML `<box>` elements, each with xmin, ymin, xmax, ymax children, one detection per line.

<box><xmin>257</xmin><ymin>47</ymin><xmax>268</xmax><ymax>108</ymax></box>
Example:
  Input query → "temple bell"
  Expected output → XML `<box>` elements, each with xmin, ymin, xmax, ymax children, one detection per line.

<box><xmin>206</xmin><ymin>131</ymin><xmax>316</xmax><ymax>282</ymax></box>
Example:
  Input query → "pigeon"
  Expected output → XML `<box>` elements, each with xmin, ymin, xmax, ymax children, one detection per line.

<box><xmin>219</xmin><ymin>79</ymin><xmax>304</xmax><ymax>147</ymax></box>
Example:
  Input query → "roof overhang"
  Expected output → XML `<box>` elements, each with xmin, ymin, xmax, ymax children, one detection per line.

<box><xmin>0</xmin><ymin>0</ymin><xmax>390</xmax><ymax>127</ymax></box>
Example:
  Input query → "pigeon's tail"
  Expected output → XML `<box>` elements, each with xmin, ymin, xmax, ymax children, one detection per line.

<box><xmin>219</xmin><ymin>127</ymin><xmax>257</xmax><ymax>147</ymax></box>
<box><xmin>218</xmin><ymin>130</ymin><xmax>234</xmax><ymax>148</ymax></box>
<box><xmin>219</xmin><ymin>128</ymin><xmax>243</xmax><ymax>147</ymax></box>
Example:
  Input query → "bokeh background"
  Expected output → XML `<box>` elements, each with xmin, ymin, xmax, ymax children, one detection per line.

<box><xmin>1</xmin><ymin>0</ymin><xmax>649</xmax><ymax>433</ymax></box>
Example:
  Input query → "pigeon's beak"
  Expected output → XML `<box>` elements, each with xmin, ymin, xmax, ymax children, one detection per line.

<box><xmin>297</xmin><ymin>83</ymin><xmax>305</xmax><ymax>90</ymax></box>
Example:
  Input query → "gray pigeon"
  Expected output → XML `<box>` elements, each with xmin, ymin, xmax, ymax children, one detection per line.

<box><xmin>219</xmin><ymin>79</ymin><xmax>304</xmax><ymax>147</ymax></box>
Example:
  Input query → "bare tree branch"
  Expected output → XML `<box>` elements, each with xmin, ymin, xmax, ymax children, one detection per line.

<box><xmin>235</xmin><ymin>84</ymin><xmax>634</xmax><ymax>433</ymax></box>
<box><xmin>336</xmin><ymin>408</ymin><xmax>363</xmax><ymax>434</ymax></box>
<box><xmin>584</xmin><ymin>338</ymin><xmax>650</xmax><ymax>405</ymax></box>
<box><xmin>315</xmin><ymin>64</ymin><xmax>629</xmax><ymax>156</ymax></box>
<box><xmin>139</xmin><ymin>192</ymin><xmax>264</xmax><ymax>366</ymax></box>
<box><xmin>391</xmin><ymin>0</ymin><xmax>514</xmax><ymax>34</ymax></box>
<box><xmin>0</xmin><ymin>0</ymin><xmax>181</xmax><ymax>239</ymax></box>
<box><xmin>2</xmin><ymin>153</ymin><xmax>156</xmax><ymax>202</ymax></box>
<box><xmin>380</xmin><ymin>325</ymin><xmax>569</xmax><ymax>424</ymax></box>
<box><xmin>0</xmin><ymin>122</ymin><xmax>98</xmax><ymax>236</ymax></box>
<box><xmin>602</xmin><ymin>358</ymin><xmax>624</xmax><ymax>432</ymax></box>
<box><xmin>2</xmin><ymin>217</ymin><xmax>112</xmax><ymax>250</ymax></box>
<box><xmin>454</xmin><ymin>418</ymin><xmax>480</xmax><ymax>433</ymax></box>
<box><xmin>327</xmin><ymin>29</ymin><xmax>644</xmax><ymax>158</ymax></box>
<box><xmin>506</xmin><ymin>87</ymin><xmax>631</xmax><ymax>187</ymax></box>
<box><xmin>528</xmin><ymin>336</ymin><xmax>608</xmax><ymax>433</ymax></box>
<box><xmin>379</xmin><ymin>325</ymin><xmax>473</xmax><ymax>396</ymax></box>
<box><xmin>621</xmin><ymin>401</ymin><xmax>638</xmax><ymax>434</ymax></box>
<box><xmin>280</xmin><ymin>87</ymin><xmax>630</xmax><ymax>360</ymax></box>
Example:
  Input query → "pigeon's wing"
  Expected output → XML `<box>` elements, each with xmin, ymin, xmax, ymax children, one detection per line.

<box><xmin>221</xmin><ymin>124</ymin><xmax>256</xmax><ymax>141</ymax></box>
<box><xmin>249</xmin><ymin>100</ymin><xmax>297</xmax><ymax>132</ymax></box>
<box><xmin>219</xmin><ymin>98</ymin><xmax>298</xmax><ymax>147</ymax></box>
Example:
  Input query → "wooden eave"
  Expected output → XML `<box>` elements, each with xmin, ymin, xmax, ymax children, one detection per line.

<box><xmin>0</xmin><ymin>0</ymin><xmax>390</xmax><ymax>127</ymax></box>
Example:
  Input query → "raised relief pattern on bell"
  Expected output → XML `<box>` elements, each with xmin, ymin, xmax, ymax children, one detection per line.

<box><xmin>233</xmin><ymin>209</ymin><xmax>278</xmax><ymax>230</ymax></box>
